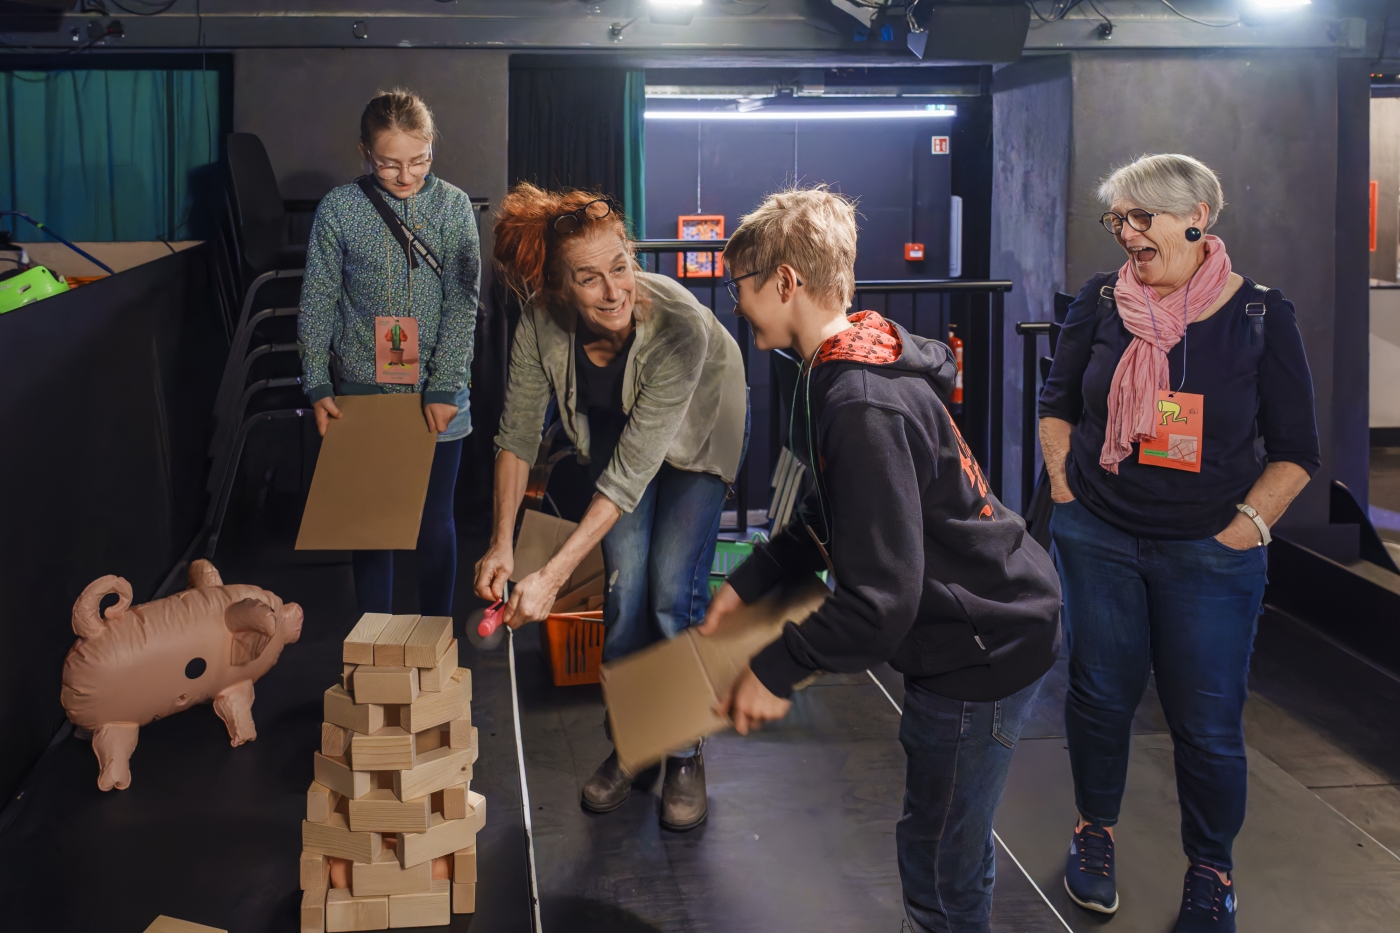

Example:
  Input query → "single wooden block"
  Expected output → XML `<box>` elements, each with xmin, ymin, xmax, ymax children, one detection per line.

<box><xmin>354</xmin><ymin>666</ymin><xmax>419</xmax><ymax>706</ymax></box>
<box><xmin>393</xmin><ymin>744</ymin><xmax>476</xmax><ymax>803</ymax></box>
<box><xmin>448</xmin><ymin>716</ymin><xmax>472</xmax><ymax>749</ymax></box>
<box><xmin>348</xmin><ymin>788</ymin><xmax>432</xmax><ymax>834</ymax></box>
<box><xmin>307</xmin><ymin>781</ymin><xmax>343</xmax><ymax>823</ymax></box>
<box><xmin>417</xmin><ymin>638</ymin><xmax>458</xmax><ymax>692</ymax></box>
<box><xmin>325</xmin><ymin>889</ymin><xmax>388</xmax><ymax>933</ymax></box>
<box><xmin>341</xmin><ymin>664</ymin><xmax>356</xmax><ymax>692</ymax></box>
<box><xmin>314</xmin><ymin>753</ymin><xmax>372</xmax><ymax>800</ymax></box>
<box><xmin>399</xmin><ymin>668</ymin><xmax>467</xmax><ymax>733</ymax></box>
<box><xmin>397</xmin><ymin>805</ymin><xmax>484</xmax><ymax>868</ymax></box>
<box><xmin>302</xmin><ymin>811</ymin><xmax>382</xmax><ymax>864</ymax></box>
<box><xmin>300</xmin><ymin>888</ymin><xmax>327</xmax><ymax>933</ymax></box>
<box><xmin>452</xmin><ymin>845</ymin><xmax>476</xmax><ymax>884</ymax></box>
<box><xmin>324</xmin><ymin>685</ymin><xmax>384</xmax><ymax>735</ymax></box>
<box><xmin>301</xmin><ymin>850</ymin><xmax>328</xmax><ymax>891</ymax></box>
<box><xmin>143</xmin><ymin>917</ymin><xmax>227</xmax><ymax>933</ymax></box>
<box><xmin>351</xmin><ymin>847</ymin><xmax>432</xmax><ymax>898</ymax></box>
<box><xmin>350</xmin><ymin>726</ymin><xmax>415</xmax><ymax>772</ymax></box>
<box><xmin>451</xmin><ymin>881</ymin><xmax>476</xmax><ymax>914</ymax></box>
<box><xmin>322</xmin><ymin>722</ymin><xmax>352</xmax><ymax>758</ymax></box>
<box><xmin>404</xmin><ymin>616</ymin><xmax>453</xmax><ymax>669</ymax></box>
<box><xmin>372</xmin><ymin>614</ymin><xmax>422</xmax><ymax>668</ymax></box>
<box><xmin>344</xmin><ymin>613</ymin><xmax>393</xmax><ymax>666</ymax></box>
<box><xmin>415</xmin><ymin>726</ymin><xmax>446</xmax><ymax>756</ymax></box>
<box><xmin>441</xmin><ymin>783</ymin><xmax>469</xmax><ymax>821</ymax></box>
<box><xmin>389</xmin><ymin>879</ymin><xmax>450</xmax><ymax>928</ymax></box>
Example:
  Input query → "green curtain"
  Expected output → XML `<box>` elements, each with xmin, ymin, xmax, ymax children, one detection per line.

<box><xmin>0</xmin><ymin>68</ymin><xmax>220</xmax><ymax>242</ymax></box>
<box><xmin>622</xmin><ymin>71</ymin><xmax>646</xmax><ymax>240</ymax></box>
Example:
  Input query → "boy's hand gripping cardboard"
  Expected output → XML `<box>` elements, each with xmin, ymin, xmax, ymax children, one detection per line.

<box><xmin>599</xmin><ymin>579</ymin><xmax>829</xmax><ymax>774</ymax></box>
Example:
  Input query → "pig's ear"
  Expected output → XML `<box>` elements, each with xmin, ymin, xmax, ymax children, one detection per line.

<box><xmin>226</xmin><ymin>598</ymin><xmax>276</xmax><ymax>666</ymax></box>
<box><xmin>188</xmin><ymin>560</ymin><xmax>224</xmax><ymax>589</ymax></box>
<box><xmin>73</xmin><ymin>576</ymin><xmax>133</xmax><ymax>640</ymax></box>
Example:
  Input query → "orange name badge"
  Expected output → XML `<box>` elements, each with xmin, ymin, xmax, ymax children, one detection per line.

<box><xmin>1138</xmin><ymin>391</ymin><xmax>1203</xmax><ymax>472</ymax></box>
<box><xmin>374</xmin><ymin>316</ymin><xmax>420</xmax><ymax>385</ymax></box>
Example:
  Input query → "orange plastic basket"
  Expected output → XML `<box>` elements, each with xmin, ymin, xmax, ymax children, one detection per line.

<box><xmin>542</xmin><ymin>611</ymin><xmax>606</xmax><ymax>686</ymax></box>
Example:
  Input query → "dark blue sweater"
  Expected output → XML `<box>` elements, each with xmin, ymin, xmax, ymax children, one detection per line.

<box><xmin>1038</xmin><ymin>272</ymin><xmax>1320</xmax><ymax>540</ymax></box>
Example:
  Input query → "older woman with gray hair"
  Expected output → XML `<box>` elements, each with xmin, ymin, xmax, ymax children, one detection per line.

<box><xmin>1038</xmin><ymin>154</ymin><xmax>1318</xmax><ymax>933</ymax></box>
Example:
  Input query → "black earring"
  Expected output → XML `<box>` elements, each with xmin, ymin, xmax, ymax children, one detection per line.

<box><xmin>1185</xmin><ymin>227</ymin><xmax>1202</xmax><ymax>242</ymax></box>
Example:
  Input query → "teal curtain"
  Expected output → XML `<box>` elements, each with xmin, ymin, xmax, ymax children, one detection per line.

<box><xmin>622</xmin><ymin>71</ymin><xmax>646</xmax><ymax>240</ymax></box>
<box><xmin>0</xmin><ymin>68</ymin><xmax>220</xmax><ymax>242</ymax></box>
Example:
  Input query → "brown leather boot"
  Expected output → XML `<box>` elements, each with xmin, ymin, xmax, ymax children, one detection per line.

<box><xmin>581</xmin><ymin>750</ymin><xmax>632</xmax><ymax>813</ymax></box>
<box><xmin>659</xmin><ymin>751</ymin><xmax>708</xmax><ymax>831</ymax></box>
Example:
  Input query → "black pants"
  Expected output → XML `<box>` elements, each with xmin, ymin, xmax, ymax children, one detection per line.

<box><xmin>352</xmin><ymin>437</ymin><xmax>463</xmax><ymax>616</ymax></box>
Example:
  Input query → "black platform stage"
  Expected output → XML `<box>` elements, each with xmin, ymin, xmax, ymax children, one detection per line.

<box><xmin>3</xmin><ymin>497</ymin><xmax>1399</xmax><ymax>932</ymax></box>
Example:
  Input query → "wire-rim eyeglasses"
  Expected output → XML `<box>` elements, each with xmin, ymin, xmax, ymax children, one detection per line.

<box><xmin>550</xmin><ymin>198</ymin><xmax>613</xmax><ymax>235</ymax></box>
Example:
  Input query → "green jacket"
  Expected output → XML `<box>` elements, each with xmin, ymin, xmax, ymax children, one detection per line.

<box><xmin>495</xmin><ymin>272</ymin><xmax>747</xmax><ymax>513</ymax></box>
<box><xmin>298</xmin><ymin>175</ymin><xmax>480</xmax><ymax>437</ymax></box>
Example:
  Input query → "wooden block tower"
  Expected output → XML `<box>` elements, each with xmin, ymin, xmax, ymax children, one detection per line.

<box><xmin>299</xmin><ymin>614</ymin><xmax>485</xmax><ymax>932</ymax></box>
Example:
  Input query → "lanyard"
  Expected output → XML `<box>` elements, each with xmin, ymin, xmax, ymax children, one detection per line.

<box><xmin>1141</xmin><ymin>277</ymin><xmax>1190</xmax><ymax>394</ymax></box>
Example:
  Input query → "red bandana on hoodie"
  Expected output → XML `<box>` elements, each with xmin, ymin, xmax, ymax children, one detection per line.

<box><xmin>812</xmin><ymin>311</ymin><xmax>903</xmax><ymax>367</ymax></box>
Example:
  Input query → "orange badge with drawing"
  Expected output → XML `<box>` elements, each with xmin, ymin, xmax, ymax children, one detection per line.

<box><xmin>374</xmin><ymin>315</ymin><xmax>420</xmax><ymax>385</ymax></box>
<box><xmin>1138</xmin><ymin>391</ymin><xmax>1203</xmax><ymax>473</ymax></box>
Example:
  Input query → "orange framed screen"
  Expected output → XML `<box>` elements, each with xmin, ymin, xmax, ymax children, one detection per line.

<box><xmin>678</xmin><ymin>215</ymin><xmax>725</xmax><ymax>279</ymax></box>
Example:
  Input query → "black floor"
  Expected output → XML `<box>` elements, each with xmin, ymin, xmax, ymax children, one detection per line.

<box><xmin>6</xmin><ymin>486</ymin><xmax>1400</xmax><ymax>933</ymax></box>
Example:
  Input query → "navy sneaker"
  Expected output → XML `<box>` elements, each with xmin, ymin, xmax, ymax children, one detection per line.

<box><xmin>1173</xmin><ymin>864</ymin><xmax>1237</xmax><ymax>932</ymax></box>
<box><xmin>1063</xmin><ymin>822</ymin><xmax>1119</xmax><ymax>914</ymax></box>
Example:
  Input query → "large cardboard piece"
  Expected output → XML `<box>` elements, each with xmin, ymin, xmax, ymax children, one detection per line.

<box><xmin>296</xmin><ymin>394</ymin><xmax>438</xmax><ymax>551</ymax></box>
<box><xmin>600</xmin><ymin>579</ymin><xmax>829</xmax><ymax>773</ymax></box>
<box><xmin>511</xmin><ymin>510</ymin><xmax>605</xmax><ymax>610</ymax></box>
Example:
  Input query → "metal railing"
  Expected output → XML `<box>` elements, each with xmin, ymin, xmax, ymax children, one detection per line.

<box><xmin>632</xmin><ymin>239</ymin><xmax>1014</xmax><ymax>528</ymax></box>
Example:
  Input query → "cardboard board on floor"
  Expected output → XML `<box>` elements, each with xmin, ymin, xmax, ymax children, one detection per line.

<box><xmin>512</xmin><ymin>510</ymin><xmax>605</xmax><ymax>609</ymax></box>
<box><xmin>296</xmin><ymin>394</ymin><xmax>439</xmax><ymax>551</ymax></box>
<box><xmin>600</xmin><ymin>578</ymin><xmax>829</xmax><ymax>773</ymax></box>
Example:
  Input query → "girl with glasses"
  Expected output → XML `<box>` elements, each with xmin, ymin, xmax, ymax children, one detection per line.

<box><xmin>297</xmin><ymin>88</ymin><xmax>480</xmax><ymax>618</ymax></box>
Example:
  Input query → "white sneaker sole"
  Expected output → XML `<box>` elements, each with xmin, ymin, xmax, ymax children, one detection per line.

<box><xmin>1065</xmin><ymin>876</ymin><xmax>1120</xmax><ymax>914</ymax></box>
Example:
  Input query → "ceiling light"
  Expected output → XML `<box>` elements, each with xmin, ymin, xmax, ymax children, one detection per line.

<box><xmin>646</xmin><ymin>106</ymin><xmax>957</xmax><ymax>121</ymax></box>
<box><xmin>649</xmin><ymin>0</ymin><xmax>703</xmax><ymax>26</ymax></box>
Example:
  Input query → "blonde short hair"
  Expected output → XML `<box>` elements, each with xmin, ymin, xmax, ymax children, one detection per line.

<box><xmin>1097</xmin><ymin>153</ymin><xmax>1226</xmax><ymax>228</ymax></box>
<box><xmin>724</xmin><ymin>185</ymin><xmax>858</xmax><ymax>310</ymax></box>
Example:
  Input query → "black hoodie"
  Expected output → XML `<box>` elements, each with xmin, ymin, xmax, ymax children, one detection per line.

<box><xmin>728</xmin><ymin>313</ymin><xmax>1061</xmax><ymax>702</ymax></box>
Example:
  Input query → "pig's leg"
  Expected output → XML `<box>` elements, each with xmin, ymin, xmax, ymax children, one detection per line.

<box><xmin>213</xmin><ymin>679</ymin><xmax>257</xmax><ymax>746</ymax></box>
<box><xmin>92</xmin><ymin>722</ymin><xmax>139</xmax><ymax>791</ymax></box>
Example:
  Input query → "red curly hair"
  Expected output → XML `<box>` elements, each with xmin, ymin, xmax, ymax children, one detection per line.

<box><xmin>493</xmin><ymin>182</ymin><xmax>643</xmax><ymax>312</ymax></box>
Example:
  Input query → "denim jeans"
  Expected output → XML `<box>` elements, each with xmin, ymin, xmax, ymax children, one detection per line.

<box><xmin>353</xmin><ymin>437</ymin><xmax>463</xmax><ymax>617</ymax></box>
<box><xmin>898</xmin><ymin>675</ymin><xmax>1044</xmax><ymax>933</ymax></box>
<box><xmin>600</xmin><ymin>463</ymin><xmax>727</xmax><ymax>758</ymax></box>
<box><xmin>1051</xmin><ymin>497</ymin><xmax>1266</xmax><ymax>872</ymax></box>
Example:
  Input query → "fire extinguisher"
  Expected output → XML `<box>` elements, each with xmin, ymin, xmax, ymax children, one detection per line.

<box><xmin>948</xmin><ymin>325</ymin><xmax>964</xmax><ymax>416</ymax></box>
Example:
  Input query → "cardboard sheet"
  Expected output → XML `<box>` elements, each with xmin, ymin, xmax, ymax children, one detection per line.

<box><xmin>600</xmin><ymin>578</ymin><xmax>830</xmax><ymax>773</ymax></box>
<box><xmin>511</xmin><ymin>510</ymin><xmax>605</xmax><ymax>607</ymax></box>
<box><xmin>295</xmin><ymin>394</ymin><xmax>438</xmax><ymax>551</ymax></box>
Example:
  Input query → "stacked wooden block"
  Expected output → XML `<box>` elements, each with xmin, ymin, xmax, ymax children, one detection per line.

<box><xmin>299</xmin><ymin>614</ymin><xmax>486</xmax><ymax>932</ymax></box>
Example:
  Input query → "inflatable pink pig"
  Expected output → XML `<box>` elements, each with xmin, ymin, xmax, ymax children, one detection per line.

<box><xmin>60</xmin><ymin>559</ymin><xmax>303</xmax><ymax>791</ymax></box>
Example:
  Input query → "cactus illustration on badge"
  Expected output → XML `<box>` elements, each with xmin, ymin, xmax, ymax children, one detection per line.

<box><xmin>1158</xmin><ymin>398</ymin><xmax>1189</xmax><ymax>425</ymax></box>
<box><xmin>61</xmin><ymin>560</ymin><xmax>302</xmax><ymax>791</ymax></box>
<box><xmin>387</xmin><ymin>320</ymin><xmax>406</xmax><ymax>366</ymax></box>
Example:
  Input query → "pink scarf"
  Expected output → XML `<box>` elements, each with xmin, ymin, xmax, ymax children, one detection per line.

<box><xmin>1099</xmin><ymin>235</ymin><xmax>1232</xmax><ymax>473</ymax></box>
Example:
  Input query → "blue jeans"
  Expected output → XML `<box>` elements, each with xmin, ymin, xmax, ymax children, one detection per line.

<box><xmin>600</xmin><ymin>463</ymin><xmax>727</xmax><ymax>758</ymax></box>
<box><xmin>1051</xmin><ymin>498</ymin><xmax>1267</xmax><ymax>872</ymax></box>
<box><xmin>898</xmin><ymin>675</ymin><xmax>1044</xmax><ymax>933</ymax></box>
<box><xmin>353</xmin><ymin>437</ymin><xmax>463</xmax><ymax>616</ymax></box>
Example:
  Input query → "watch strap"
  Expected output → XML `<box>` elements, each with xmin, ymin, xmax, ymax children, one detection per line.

<box><xmin>1236</xmin><ymin>503</ymin><xmax>1270</xmax><ymax>546</ymax></box>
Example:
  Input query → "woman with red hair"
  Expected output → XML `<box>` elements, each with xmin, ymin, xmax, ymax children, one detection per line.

<box><xmin>474</xmin><ymin>183</ymin><xmax>746</xmax><ymax>830</ymax></box>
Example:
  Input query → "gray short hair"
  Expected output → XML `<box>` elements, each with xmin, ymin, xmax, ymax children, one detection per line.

<box><xmin>1097</xmin><ymin>154</ymin><xmax>1226</xmax><ymax>228</ymax></box>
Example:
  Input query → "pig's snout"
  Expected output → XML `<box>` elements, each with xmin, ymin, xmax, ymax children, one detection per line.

<box><xmin>282</xmin><ymin>603</ymin><xmax>304</xmax><ymax>644</ymax></box>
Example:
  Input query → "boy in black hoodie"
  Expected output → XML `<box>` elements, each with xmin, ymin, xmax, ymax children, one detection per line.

<box><xmin>702</xmin><ymin>188</ymin><xmax>1061</xmax><ymax>933</ymax></box>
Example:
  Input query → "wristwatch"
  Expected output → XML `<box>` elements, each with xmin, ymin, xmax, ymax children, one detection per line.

<box><xmin>1235</xmin><ymin>503</ymin><xmax>1270</xmax><ymax>546</ymax></box>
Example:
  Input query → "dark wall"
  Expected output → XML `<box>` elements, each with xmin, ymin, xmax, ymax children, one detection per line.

<box><xmin>0</xmin><ymin>247</ymin><xmax>226</xmax><ymax>802</ymax></box>
<box><xmin>645</xmin><ymin>115</ymin><xmax>955</xmax><ymax>503</ymax></box>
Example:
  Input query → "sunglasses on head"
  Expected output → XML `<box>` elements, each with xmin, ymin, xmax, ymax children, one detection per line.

<box><xmin>550</xmin><ymin>198</ymin><xmax>613</xmax><ymax>235</ymax></box>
